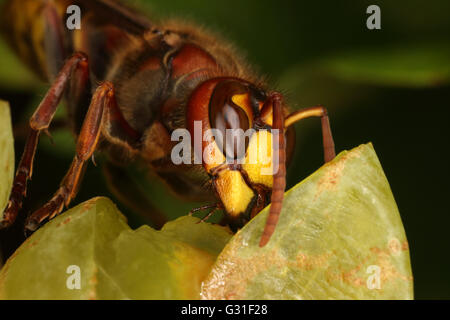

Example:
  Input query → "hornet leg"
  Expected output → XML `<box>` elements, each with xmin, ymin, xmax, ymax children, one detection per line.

<box><xmin>25</xmin><ymin>82</ymin><xmax>125</xmax><ymax>231</ymax></box>
<box><xmin>1</xmin><ymin>53</ymin><xmax>88</xmax><ymax>228</ymax></box>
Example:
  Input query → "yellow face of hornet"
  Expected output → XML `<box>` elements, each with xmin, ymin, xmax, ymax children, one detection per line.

<box><xmin>214</xmin><ymin>130</ymin><xmax>275</xmax><ymax>217</ymax></box>
<box><xmin>188</xmin><ymin>78</ymin><xmax>294</xmax><ymax>226</ymax></box>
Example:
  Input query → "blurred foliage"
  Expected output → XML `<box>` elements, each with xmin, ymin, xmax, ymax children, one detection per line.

<box><xmin>0</xmin><ymin>144</ymin><xmax>412</xmax><ymax>299</ymax></box>
<box><xmin>0</xmin><ymin>46</ymin><xmax>38</xmax><ymax>90</ymax></box>
<box><xmin>0</xmin><ymin>0</ymin><xmax>449</xmax><ymax>298</ymax></box>
<box><xmin>0</xmin><ymin>101</ymin><xmax>13</xmax><ymax>220</ymax></box>
<box><xmin>318</xmin><ymin>44</ymin><xmax>450</xmax><ymax>87</ymax></box>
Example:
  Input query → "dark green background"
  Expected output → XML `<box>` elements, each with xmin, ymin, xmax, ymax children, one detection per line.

<box><xmin>0</xmin><ymin>0</ymin><xmax>449</xmax><ymax>299</ymax></box>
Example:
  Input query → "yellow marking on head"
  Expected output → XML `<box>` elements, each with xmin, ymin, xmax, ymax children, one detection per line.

<box><xmin>242</xmin><ymin>130</ymin><xmax>274</xmax><ymax>188</ymax></box>
<box><xmin>231</xmin><ymin>93</ymin><xmax>248</xmax><ymax>108</ymax></box>
<box><xmin>231</xmin><ymin>93</ymin><xmax>253</xmax><ymax>125</ymax></box>
<box><xmin>261</xmin><ymin>108</ymin><xmax>273</xmax><ymax>126</ymax></box>
<box><xmin>214</xmin><ymin>169</ymin><xmax>254</xmax><ymax>217</ymax></box>
<box><xmin>203</xmin><ymin>136</ymin><xmax>227</xmax><ymax>173</ymax></box>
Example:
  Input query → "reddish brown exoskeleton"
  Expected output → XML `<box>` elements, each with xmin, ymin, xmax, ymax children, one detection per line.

<box><xmin>0</xmin><ymin>0</ymin><xmax>335</xmax><ymax>246</ymax></box>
